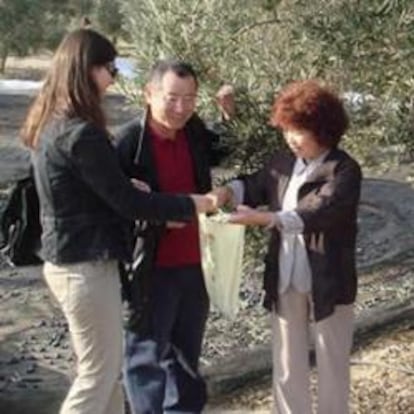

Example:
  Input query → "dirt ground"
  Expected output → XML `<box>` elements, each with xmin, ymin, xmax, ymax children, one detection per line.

<box><xmin>0</xmin><ymin>57</ymin><xmax>413</xmax><ymax>413</ymax></box>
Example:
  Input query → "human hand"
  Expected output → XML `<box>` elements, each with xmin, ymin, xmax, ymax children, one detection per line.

<box><xmin>208</xmin><ymin>186</ymin><xmax>234</xmax><ymax>209</ymax></box>
<box><xmin>228</xmin><ymin>205</ymin><xmax>274</xmax><ymax>226</ymax></box>
<box><xmin>131</xmin><ymin>178</ymin><xmax>151</xmax><ymax>192</ymax></box>
<box><xmin>216</xmin><ymin>84</ymin><xmax>235</xmax><ymax>120</ymax></box>
<box><xmin>190</xmin><ymin>193</ymin><xmax>218</xmax><ymax>214</ymax></box>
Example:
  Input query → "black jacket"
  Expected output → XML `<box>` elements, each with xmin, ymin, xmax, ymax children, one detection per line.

<box><xmin>115</xmin><ymin>111</ymin><xmax>227</xmax><ymax>195</ymax></box>
<box><xmin>240</xmin><ymin>148</ymin><xmax>362</xmax><ymax>321</ymax></box>
<box><xmin>32</xmin><ymin>117</ymin><xmax>195</xmax><ymax>264</ymax></box>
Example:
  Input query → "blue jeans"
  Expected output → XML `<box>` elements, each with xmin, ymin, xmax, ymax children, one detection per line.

<box><xmin>123</xmin><ymin>265</ymin><xmax>209</xmax><ymax>414</ymax></box>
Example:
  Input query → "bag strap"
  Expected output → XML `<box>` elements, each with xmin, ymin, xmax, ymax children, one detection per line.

<box><xmin>133</xmin><ymin>109</ymin><xmax>147</xmax><ymax>167</ymax></box>
<box><xmin>132</xmin><ymin>113</ymin><xmax>148</xmax><ymax>231</ymax></box>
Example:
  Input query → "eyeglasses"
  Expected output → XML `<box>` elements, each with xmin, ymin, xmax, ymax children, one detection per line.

<box><xmin>162</xmin><ymin>94</ymin><xmax>197</xmax><ymax>108</ymax></box>
<box><xmin>104</xmin><ymin>61</ymin><xmax>118</xmax><ymax>79</ymax></box>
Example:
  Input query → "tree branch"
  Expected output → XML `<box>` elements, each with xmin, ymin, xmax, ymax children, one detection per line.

<box><xmin>233</xmin><ymin>18</ymin><xmax>281</xmax><ymax>38</ymax></box>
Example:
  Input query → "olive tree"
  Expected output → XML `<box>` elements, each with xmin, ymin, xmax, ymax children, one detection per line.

<box><xmin>0</xmin><ymin>0</ymin><xmax>59</xmax><ymax>72</ymax></box>
<box><xmin>94</xmin><ymin>0</ymin><xmax>124</xmax><ymax>45</ymax></box>
<box><xmin>120</xmin><ymin>0</ymin><xmax>287</xmax><ymax>172</ymax></box>
<box><xmin>121</xmin><ymin>0</ymin><xmax>414</xmax><ymax>166</ymax></box>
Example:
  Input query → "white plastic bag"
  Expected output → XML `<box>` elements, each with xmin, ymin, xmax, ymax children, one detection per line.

<box><xmin>198</xmin><ymin>213</ymin><xmax>245</xmax><ymax>319</ymax></box>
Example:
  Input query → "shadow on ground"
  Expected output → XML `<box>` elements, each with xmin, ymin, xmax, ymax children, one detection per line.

<box><xmin>0</xmin><ymin>345</ymin><xmax>68</xmax><ymax>414</ymax></box>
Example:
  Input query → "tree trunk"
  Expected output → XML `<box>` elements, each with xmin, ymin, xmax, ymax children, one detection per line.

<box><xmin>0</xmin><ymin>44</ymin><xmax>9</xmax><ymax>74</ymax></box>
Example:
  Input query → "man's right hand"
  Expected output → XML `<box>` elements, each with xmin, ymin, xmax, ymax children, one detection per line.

<box><xmin>216</xmin><ymin>84</ymin><xmax>235</xmax><ymax>121</ymax></box>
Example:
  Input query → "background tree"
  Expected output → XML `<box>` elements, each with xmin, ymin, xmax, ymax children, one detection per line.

<box><xmin>120</xmin><ymin>0</ymin><xmax>286</xmax><ymax>172</ymax></box>
<box><xmin>0</xmin><ymin>0</ymin><xmax>125</xmax><ymax>73</ymax></box>
<box><xmin>0</xmin><ymin>0</ymin><xmax>65</xmax><ymax>72</ymax></box>
<box><xmin>66</xmin><ymin>0</ymin><xmax>93</xmax><ymax>17</ymax></box>
<box><xmin>118</xmin><ymin>0</ymin><xmax>414</xmax><ymax>268</ymax></box>
<box><xmin>93</xmin><ymin>0</ymin><xmax>124</xmax><ymax>45</ymax></box>
<box><xmin>121</xmin><ymin>0</ymin><xmax>414</xmax><ymax>166</ymax></box>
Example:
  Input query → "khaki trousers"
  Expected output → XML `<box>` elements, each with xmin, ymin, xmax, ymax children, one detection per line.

<box><xmin>44</xmin><ymin>260</ymin><xmax>124</xmax><ymax>414</ymax></box>
<box><xmin>272</xmin><ymin>288</ymin><xmax>354</xmax><ymax>414</ymax></box>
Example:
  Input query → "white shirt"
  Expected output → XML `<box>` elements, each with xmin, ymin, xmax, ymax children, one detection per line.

<box><xmin>229</xmin><ymin>152</ymin><xmax>328</xmax><ymax>294</ymax></box>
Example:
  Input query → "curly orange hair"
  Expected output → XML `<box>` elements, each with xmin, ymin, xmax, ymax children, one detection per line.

<box><xmin>270</xmin><ymin>80</ymin><xmax>348</xmax><ymax>147</ymax></box>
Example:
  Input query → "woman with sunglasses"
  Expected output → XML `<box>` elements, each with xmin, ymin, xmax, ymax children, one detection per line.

<box><xmin>21</xmin><ymin>29</ymin><xmax>216</xmax><ymax>414</ymax></box>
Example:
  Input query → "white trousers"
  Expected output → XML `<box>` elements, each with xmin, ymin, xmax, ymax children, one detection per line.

<box><xmin>44</xmin><ymin>260</ymin><xmax>124</xmax><ymax>414</ymax></box>
<box><xmin>272</xmin><ymin>288</ymin><xmax>354</xmax><ymax>414</ymax></box>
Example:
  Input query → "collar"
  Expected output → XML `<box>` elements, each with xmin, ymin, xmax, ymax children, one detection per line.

<box><xmin>294</xmin><ymin>150</ymin><xmax>330</xmax><ymax>175</ymax></box>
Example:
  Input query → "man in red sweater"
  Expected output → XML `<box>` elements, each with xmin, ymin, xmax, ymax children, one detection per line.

<box><xmin>115</xmin><ymin>60</ymin><xmax>233</xmax><ymax>414</ymax></box>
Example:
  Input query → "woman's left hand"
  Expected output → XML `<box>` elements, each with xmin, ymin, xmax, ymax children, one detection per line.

<box><xmin>228</xmin><ymin>205</ymin><xmax>274</xmax><ymax>226</ymax></box>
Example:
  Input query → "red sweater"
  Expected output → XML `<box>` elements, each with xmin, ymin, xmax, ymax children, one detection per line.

<box><xmin>150</xmin><ymin>128</ymin><xmax>201</xmax><ymax>267</ymax></box>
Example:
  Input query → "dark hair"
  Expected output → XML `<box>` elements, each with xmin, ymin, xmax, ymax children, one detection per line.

<box><xmin>148</xmin><ymin>59</ymin><xmax>198</xmax><ymax>88</ymax></box>
<box><xmin>270</xmin><ymin>79</ymin><xmax>349</xmax><ymax>148</ymax></box>
<box><xmin>21</xmin><ymin>29</ymin><xmax>117</xmax><ymax>148</ymax></box>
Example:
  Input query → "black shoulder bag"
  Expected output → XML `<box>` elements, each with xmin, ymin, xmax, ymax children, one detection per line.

<box><xmin>0</xmin><ymin>174</ymin><xmax>42</xmax><ymax>266</ymax></box>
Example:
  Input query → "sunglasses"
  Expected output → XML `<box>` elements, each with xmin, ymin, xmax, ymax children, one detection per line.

<box><xmin>105</xmin><ymin>61</ymin><xmax>118</xmax><ymax>78</ymax></box>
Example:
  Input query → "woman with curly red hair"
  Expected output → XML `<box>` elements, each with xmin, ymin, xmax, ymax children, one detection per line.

<box><xmin>215</xmin><ymin>79</ymin><xmax>362</xmax><ymax>413</ymax></box>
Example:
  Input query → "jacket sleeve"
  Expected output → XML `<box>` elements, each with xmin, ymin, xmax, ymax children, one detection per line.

<box><xmin>113</xmin><ymin>120</ymin><xmax>140</xmax><ymax>176</ymax></box>
<box><xmin>69</xmin><ymin>123</ymin><xmax>195</xmax><ymax>223</ymax></box>
<box><xmin>296</xmin><ymin>158</ymin><xmax>362</xmax><ymax>233</ymax></box>
<box><xmin>238</xmin><ymin>167</ymin><xmax>270</xmax><ymax>207</ymax></box>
